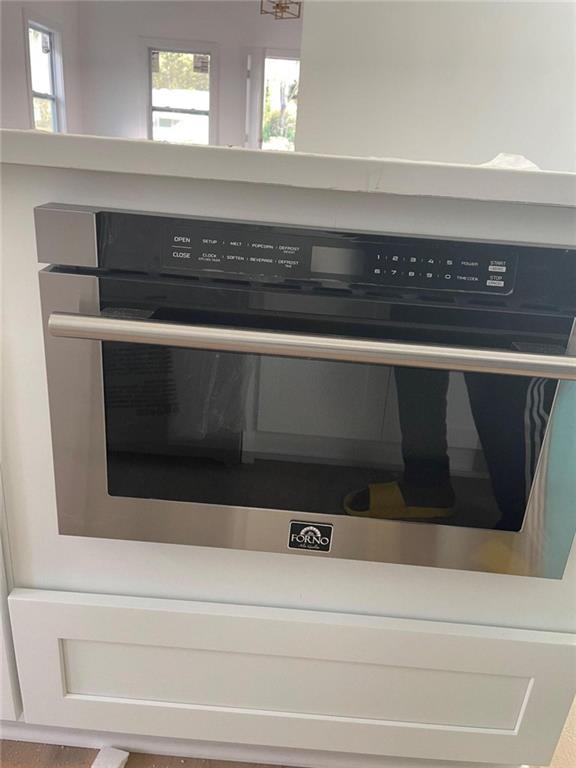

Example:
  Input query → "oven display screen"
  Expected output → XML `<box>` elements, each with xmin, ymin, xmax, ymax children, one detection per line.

<box><xmin>311</xmin><ymin>246</ymin><xmax>365</xmax><ymax>275</ymax></box>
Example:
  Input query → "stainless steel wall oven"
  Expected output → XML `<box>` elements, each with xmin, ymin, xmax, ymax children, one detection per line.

<box><xmin>36</xmin><ymin>204</ymin><xmax>576</xmax><ymax>576</ymax></box>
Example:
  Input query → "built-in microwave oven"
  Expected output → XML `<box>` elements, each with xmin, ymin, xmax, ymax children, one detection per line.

<box><xmin>36</xmin><ymin>203</ymin><xmax>576</xmax><ymax>577</ymax></box>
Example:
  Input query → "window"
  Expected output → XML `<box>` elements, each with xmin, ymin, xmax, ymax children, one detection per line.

<box><xmin>27</xmin><ymin>24</ymin><xmax>60</xmax><ymax>132</ymax></box>
<box><xmin>261</xmin><ymin>57</ymin><xmax>300</xmax><ymax>151</ymax></box>
<box><xmin>150</xmin><ymin>49</ymin><xmax>211</xmax><ymax>144</ymax></box>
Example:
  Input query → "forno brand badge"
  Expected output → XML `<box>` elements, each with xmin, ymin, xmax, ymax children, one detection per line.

<box><xmin>288</xmin><ymin>521</ymin><xmax>333</xmax><ymax>552</ymax></box>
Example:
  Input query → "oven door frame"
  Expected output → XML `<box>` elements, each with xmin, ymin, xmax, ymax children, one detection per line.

<box><xmin>39</xmin><ymin>268</ymin><xmax>576</xmax><ymax>577</ymax></box>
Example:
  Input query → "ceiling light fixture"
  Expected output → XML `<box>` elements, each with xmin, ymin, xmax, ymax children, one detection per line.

<box><xmin>260</xmin><ymin>1</ymin><xmax>302</xmax><ymax>20</ymax></box>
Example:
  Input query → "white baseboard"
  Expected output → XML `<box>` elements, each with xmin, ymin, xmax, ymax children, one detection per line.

<box><xmin>0</xmin><ymin>719</ymin><xmax>520</xmax><ymax>768</ymax></box>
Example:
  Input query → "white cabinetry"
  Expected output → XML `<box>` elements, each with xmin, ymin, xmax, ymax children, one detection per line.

<box><xmin>0</xmin><ymin>480</ymin><xmax>22</xmax><ymax>721</ymax></box>
<box><xmin>0</xmin><ymin>575</ymin><xmax>21</xmax><ymax>722</ymax></box>
<box><xmin>2</xmin><ymin>136</ymin><xmax>576</xmax><ymax>765</ymax></box>
<box><xmin>9</xmin><ymin>588</ymin><xmax>576</xmax><ymax>766</ymax></box>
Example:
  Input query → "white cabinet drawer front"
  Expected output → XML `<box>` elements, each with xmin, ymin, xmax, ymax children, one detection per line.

<box><xmin>9</xmin><ymin>589</ymin><xmax>576</xmax><ymax>765</ymax></box>
<box><xmin>62</xmin><ymin>639</ymin><xmax>528</xmax><ymax>730</ymax></box>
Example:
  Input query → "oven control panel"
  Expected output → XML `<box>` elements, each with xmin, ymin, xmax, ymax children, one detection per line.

<box><xmin>166</xmin><ymin>228</ymin><xmax>311</xmax><ymax>279</ymax></box>
<box><xmin>162</xmin><ymin>224</ymin><xmax>517</xmax><ymax>295</ymax></box>
<box><xmin>363</xmin><ymin>246</ymin><xmax>514</xmax><ymax>293</ymax></box>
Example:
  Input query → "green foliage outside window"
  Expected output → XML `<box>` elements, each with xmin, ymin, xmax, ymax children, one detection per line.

<box><xmin>262</xmin><ymin>79</ymin><xmax>298</xmax><ymax>145</ymax></box>
<box><xmin>33</xmin><ymin>97</ymin><xmax>54</xmax><ymax>131</ymax></box>
<box><xmin>152</xmin><ymin>51</ymin><xmax>210</xmax><ymax>91</ymax></box>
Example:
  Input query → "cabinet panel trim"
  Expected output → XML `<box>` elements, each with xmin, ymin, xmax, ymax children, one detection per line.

<box><xmin>8</xmin><ymin>588</ymin><xmax>576</xmax><ymax>764</ymax></box>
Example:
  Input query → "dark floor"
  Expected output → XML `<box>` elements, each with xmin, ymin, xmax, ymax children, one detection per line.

<box><xmin>108</xmin><ymin>453</ymin><xmax>501</xmax><ymax>528</ymax></box>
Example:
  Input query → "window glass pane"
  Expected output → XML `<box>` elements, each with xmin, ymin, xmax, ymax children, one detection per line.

<box><xmin>151</xmin><ymin>50</ymin><xmax>210</xmax><ymax>111</ymax></box>
<box><xmin>152</xmin><ymin>110</ymin><xmax>209</xmax><ymax>144</ymax></box>
<box><xmin>262</xmin><ymin>57</ymin><xmax>299</xmax><ymax>151</ymax></box>
<box><xmin>29</xmin><ymin>27</ymin><xmax>54</xmax><ymax>95</ymax></box>
<box><xmin>33</xmin><ymin>97</ymin><xmax>56</xmax><ymax>132</ymax></box>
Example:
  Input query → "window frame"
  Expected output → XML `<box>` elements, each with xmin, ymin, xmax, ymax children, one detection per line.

<box><xmin>256</xmin><ymin>48</ymin><xmax>302</xmax><ymax>152</ymax></box>
<box><xmin>146</xmin><ymin>40</ymin><xmax>219</xmax><ymax>146</ymax></box>
<box><xmin>24</xmin><ymin>17</ymin><xmax>66</xmax><ymax>132</ymax></box>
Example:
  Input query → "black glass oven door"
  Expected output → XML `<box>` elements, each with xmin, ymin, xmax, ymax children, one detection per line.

<box><xmin>100</xmin><ymin>337</ymin><xmax>566</xmax><ymax>532</ymax></box>
<box><xmin>40</xmin><ymin>269</ymin><xmax>576</xmax><ymax>576</ymax></box>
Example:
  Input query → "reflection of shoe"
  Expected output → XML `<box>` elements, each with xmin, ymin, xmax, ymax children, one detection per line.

<box><xmin>343</xmin><ymin>481</ymin><xmax>455</xmax><ymax>520</ymax></box>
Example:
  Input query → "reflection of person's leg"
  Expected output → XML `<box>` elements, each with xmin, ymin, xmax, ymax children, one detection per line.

<box><xmin>344</xmin><ymin>367</ymin><xmax>454</xmax><ymax>516</ymax></box>
<box><xmin>464</xmin><ymin>374</ymin><xmax>557</xmax><ymax>530</ymax></box>
<box><xmin>395</xmin><ymin>367</ymin><xmax>451</xmax><ymax>490</ymax></box>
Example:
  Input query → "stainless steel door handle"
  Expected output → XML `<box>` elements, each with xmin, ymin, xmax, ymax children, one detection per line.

<box><xmin>48</xmin><ymin>312</ymin><xmax>576</xmax><ymax>380</ymax></box>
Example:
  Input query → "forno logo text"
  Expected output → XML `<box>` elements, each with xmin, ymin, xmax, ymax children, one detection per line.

<box><xmin>288</xmin><ymin>522</ymin><xmax>333</xmax><ymax>552</ymax></box>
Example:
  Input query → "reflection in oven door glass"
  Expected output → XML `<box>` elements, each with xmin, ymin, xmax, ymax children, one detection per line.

<box><xmin>103</xmin><ymin>343</ymin><xmax>557</xmax><ymax>532</ymax></box>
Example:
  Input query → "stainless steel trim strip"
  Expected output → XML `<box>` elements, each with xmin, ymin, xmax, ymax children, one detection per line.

<box><xmin>48</xmin><ymin>312</ymin><xmax>576</xmax><ymax>380</ymax></box>
<box><xmin>34</xmin><ymin>204</ymin><xmax>99</xmax><ymax>267</ymax></box>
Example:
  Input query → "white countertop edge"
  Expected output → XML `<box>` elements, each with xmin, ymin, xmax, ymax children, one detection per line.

<box><xmin>1</xmin><ymin>129</ymin><xmax>575</xmax><ymax>207</ymax></box>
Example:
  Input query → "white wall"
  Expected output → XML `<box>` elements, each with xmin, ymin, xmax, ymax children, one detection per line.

<box><xmin>0</xmin><ymin>1</ymin><xmax>83</xmax><ymax>133</ymax></box>
<box><xmin>77</xmin><ymin>0</ymin><xmax>300</xmax><ymax>146</ymax></box>
<box><xmin>296</xmin><ymin>1</ymin><xmax>576</xmax><ymax>171</ymax></box>
<box><xmin>0</xmin><ymin>1</ymin><xmax>301</xmax><ymax>146</ymax></box>
<box><xmin>5</xmin><ymin>1</ymin><xmax>575</xmax><ymax>167</ymax></box>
